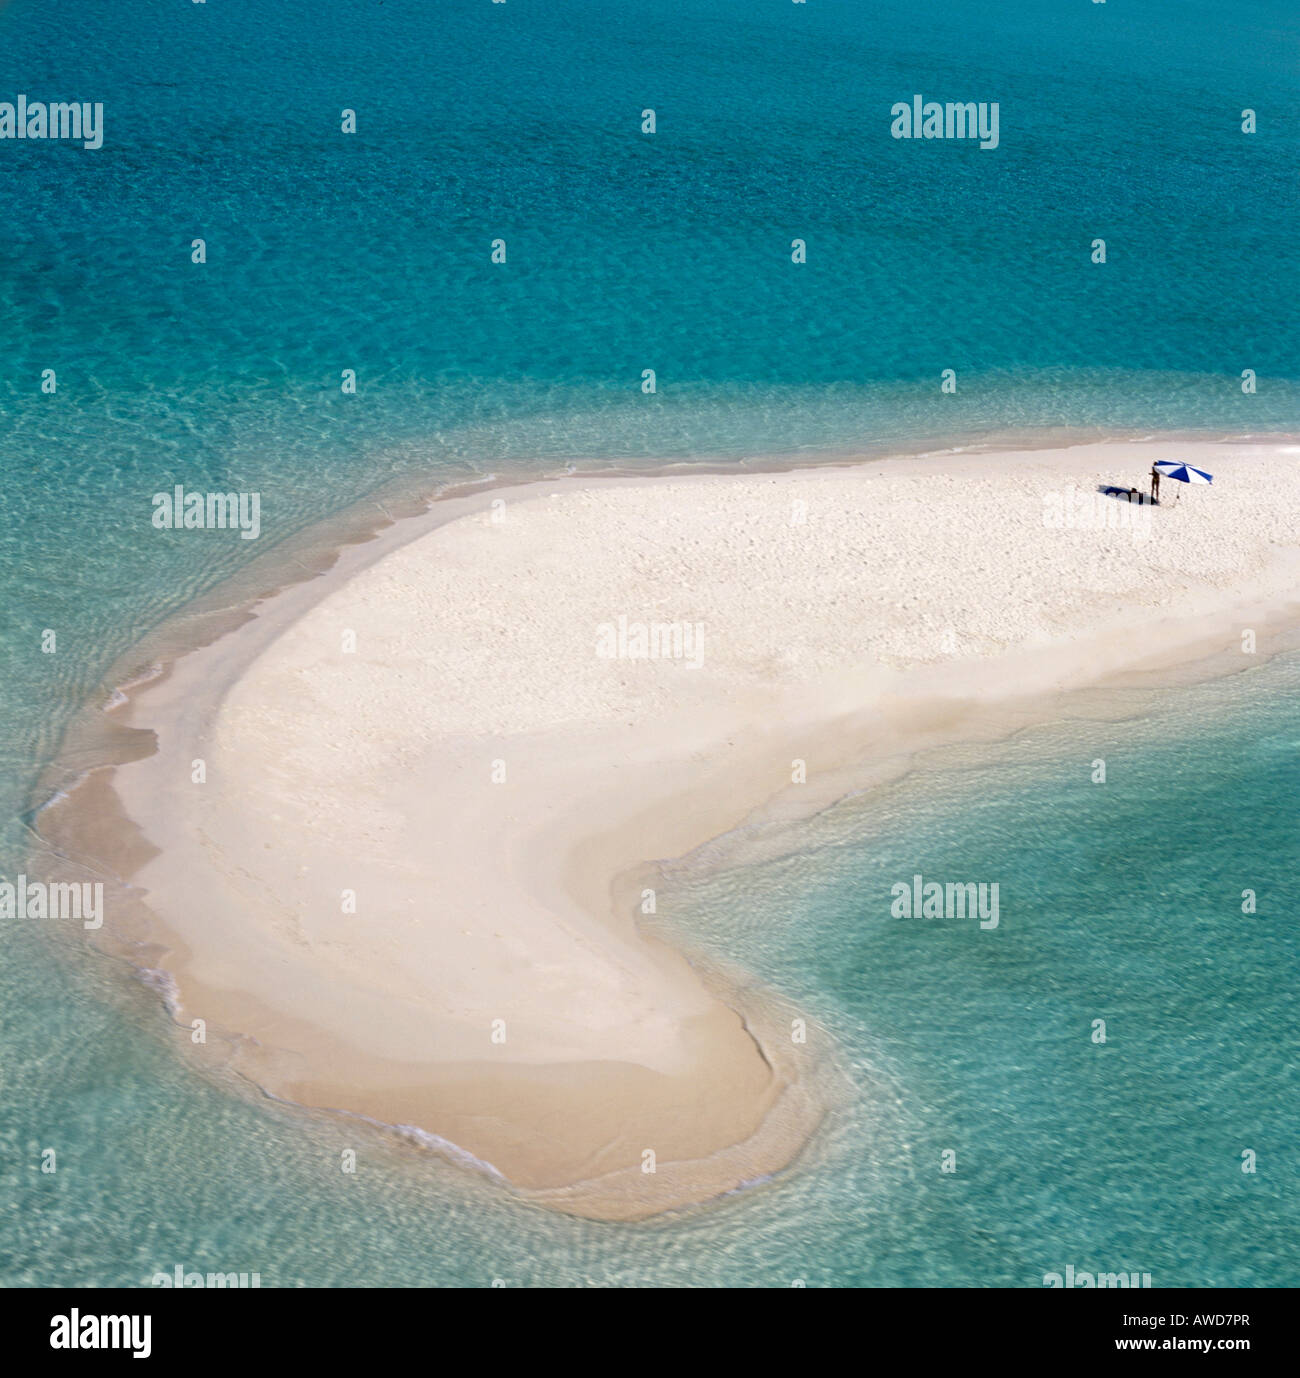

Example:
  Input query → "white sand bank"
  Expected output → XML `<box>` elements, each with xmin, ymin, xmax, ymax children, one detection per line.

<box><xmin>82</xmin><ymin>440</ymin><xmax>1300</xmax><ymax>1217</ymax></box>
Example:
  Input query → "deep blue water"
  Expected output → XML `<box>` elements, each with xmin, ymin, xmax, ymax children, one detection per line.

<box><xmin>0</xmin><ymin>0</ymin><xmax>1295</xmax><ymax>1285</ymax></box>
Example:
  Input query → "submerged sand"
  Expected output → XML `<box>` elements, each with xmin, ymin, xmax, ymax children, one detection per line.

<box><xmin>38</xmin><ymin>440</ymin><xmax>1300</xmax><ymax>1219</ymax></box>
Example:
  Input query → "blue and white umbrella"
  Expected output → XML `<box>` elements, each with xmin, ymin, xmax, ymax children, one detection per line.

<box><xmin>1153</xmin><ymin>460</ymin><xmax>1213</xmax><ymax>485</ymax></box>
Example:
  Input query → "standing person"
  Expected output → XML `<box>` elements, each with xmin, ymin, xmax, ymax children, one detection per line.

<box><xmin>1150</xmin><ymin>465</ymin><xmax>1161</xmax><ymax>503</ymax></box>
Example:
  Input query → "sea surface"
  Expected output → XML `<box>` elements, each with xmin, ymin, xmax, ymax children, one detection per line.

<box><xmin>0</xmin><ymin>0</ymin><xmax>1296</xmax><ymax>1285</ymax></box>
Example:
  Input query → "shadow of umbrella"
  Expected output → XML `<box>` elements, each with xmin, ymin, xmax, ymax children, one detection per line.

<box><xmin>1098</xmin><ymin>484</ymin><xmax>1154</xmax><ymax>505</ymax></box>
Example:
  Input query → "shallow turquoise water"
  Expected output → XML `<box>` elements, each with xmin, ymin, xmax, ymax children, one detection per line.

<box><xmin>3</xmin><ymin>656</ymin><xmax>1296</xmax><ymax>1286</ymax></box>
<box><xmin>657</xmin><ymin>659</ymin><xmax>1300</xmax><ymax>1286</ymax></box>
<box><xmin>0</xmin><ymin>0</ymin><xmax>1296</xmax><ymax>1285</ymax></box>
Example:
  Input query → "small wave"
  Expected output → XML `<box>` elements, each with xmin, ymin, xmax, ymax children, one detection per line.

<box><xmin>389</xmin><ymin>1122</ymin><xmax>509</xmax><ymax>1182</ymax></box>
<box><xmin>136</xmin><ymin>966</ymin><xmax>182</xmax><ymax>1016</ymax></box>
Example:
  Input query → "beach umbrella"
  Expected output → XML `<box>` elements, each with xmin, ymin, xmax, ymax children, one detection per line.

<box><xmin>1153</xmin><ymin>461</ymin><xmax>1213</xmax><ymax>485</ymax></box>
<box><xmin>1151</xmin><ymin>459</ymin><xmax>1212</xmax><ymax>505</ymax></box>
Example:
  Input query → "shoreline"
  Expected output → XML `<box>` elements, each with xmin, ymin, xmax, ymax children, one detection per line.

<box><xmin>31</xmin><ymin>436</ymin><xmax>1300</xmax><ymax>1221</ymax></box>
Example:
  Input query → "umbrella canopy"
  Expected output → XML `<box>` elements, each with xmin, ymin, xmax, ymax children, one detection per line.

<box><xmin>1153</xmin><ymin>461</ymin><xmax>1213</xmax><ymax>484</ymax></box>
